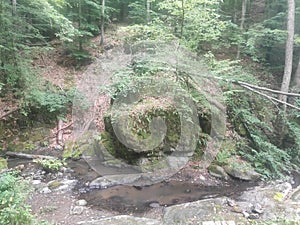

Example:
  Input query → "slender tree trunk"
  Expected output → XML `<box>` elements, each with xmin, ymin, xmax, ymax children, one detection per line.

<box><xmin>100</xmin><ymin>0</ymin><xmax>105</xmax><ymax>46</ymax></box>
<box><xmin>279</xmin><ymin>0</ymin><xmax>295</xmax><ymax>107</ymax></box>
<box><xmin>293</xmin><ymin>52</ymin><xmax>300</xmax><ymax>91</ymax></box>
<box><xmin>233</xmin><ymin>0</ymin><xmax>237</xmax><ymax>24</ymax></box>
<box><xmin>78</xmin><ymin>0</ymin><xmax>83</xmax><ymax>51</ymax></box>
<box><xmin>12</xmin><ymin>0</ymin><xmax>16</xmax><ymax>16</ymax></box>
<box><xmin>237</xmin><ymin>0</ymin><xmax>247</xmax><ymax>59</ymax></box>
<box><xmin>146</xmin><ymin>0</ymin><xmax>151</xmax><ymax>24</ymax></box>
<box><xmin>180</xmin><ymin>0</ymin><xmax>185</xmax><ymax>38</ymax></box>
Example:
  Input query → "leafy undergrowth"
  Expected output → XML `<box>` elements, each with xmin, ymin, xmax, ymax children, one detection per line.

<box><xmin>204</xmin><ymin>53</ymin><xmax>300</xmax><ymax>179</ymax></box>
<box><xmin>0</xmin><ymin>172</ymin><xmax>50</xmax><ymax>225</ymax></box>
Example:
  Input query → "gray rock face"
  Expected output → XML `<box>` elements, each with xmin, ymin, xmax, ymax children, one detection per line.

<box><xmin>76</xmin><ymin>215</ymin><xmax>161</xmax><ymax>225</ymax></box>
<box><xmin>236</xmin><ymin>182</ymin><xmax>300</xmax><ymax>221</ymax></box>
<box><xmin>163</xmin><ymin>197</ymin><xmax>248</xmax><ymax>225</ymax></box>
<box><xmin>89</xmin><ymin>174</ymin><xmax>142</xmax><ymax>188</ymax></box>
<box><xmin>223</xmin><ymin>165</ymin><xmax>260</xmax><ymax>181</ymax></box>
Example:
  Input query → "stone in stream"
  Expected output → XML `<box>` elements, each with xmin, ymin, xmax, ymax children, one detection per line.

<box><xmin>208</xmin><ymin>164</ymin><xmax>230</xmax><ymax>180</ymax></box>
<box><xmin>89</xmin><ymin>174</ymin><xmax>142</xmax><ymax>188</ymax></box>
<box><xmin>48</xmin><ymin>179</ymin><xmax>78</xmax><ymax>192</ymax></box>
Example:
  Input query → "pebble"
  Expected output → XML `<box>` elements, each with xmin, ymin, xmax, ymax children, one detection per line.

<box><xmin>76</xmin><ymin>199</ymin><xmax>87</xmax><ymax>206</ymax></box>
<box><xmin>199</xmin><ymin>175</ymin><xmax>206</xmax><ymax>181</ymax></box>
<box><xmin>70</xmin><ymin>206</ymin><xmax>85</xmax><ymax>215</ymax></box>
<box><xmin>32</xmin><ymin>180</ymin><xmax>42</xmax><ymax>185</ymax></box>
<box><xmin>226</xmin><ymin>199</ymin><xmax>236</xmax><ymax>207</ymax></box>
<box><xmin>40</xmin><ymin>187</ymin><xmax>52</xmax><ymax>194</ymax></box>
<box><xmin>149</xmin><ymin>202</ymin><xmax>161</xmax><ymax>208</ymax></box>
<box><xmin>242</xmin><ymin>211</ymin><xmax>250</xmax><ymax>218</ymax></box>
<box><xmin>248</xmin><ymin>213</ymin><xmax>260</xmax><ymax>219</ymax></box>
<box><xmin>252</xmin><ymin>203</ymin><xmax>264</xmax><ymax>214</ymax></box>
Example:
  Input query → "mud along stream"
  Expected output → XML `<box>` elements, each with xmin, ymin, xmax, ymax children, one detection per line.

<box><xmin>8</xmin><ymin>158</ymin><xmax>259</xmax><ymax>214</ymax></box>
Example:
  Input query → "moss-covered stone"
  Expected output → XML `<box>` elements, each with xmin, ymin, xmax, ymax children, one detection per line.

<box><xmin>103</xmin><ymin>97</ymin><xmax>182</xmax><ymax>166</ymax></box>
<box><xmin>224</xmin><ymin>156</ymin><xmax>261</xmax><ymax>181</ymax></box>
<box><xmin>63</xmin><ymin>141</ymin><xmax>83</xmax><ymax>160</ymax></box>
<box><xmin>0</xmin><ymin>157</ymin><xmax>8</xmax><ymax>170</ymax></box>
<box><xmin>208</xmin><ymin>164</ymin><xmax>230</xmax><ymax>180</ymax></box>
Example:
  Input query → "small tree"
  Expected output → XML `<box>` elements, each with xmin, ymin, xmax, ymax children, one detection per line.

<box><xmin>279</xmin><ymin>0</ymin><xmax>295</xmax><ymax>107</ymax></box>
<box><xmin>100</xmin><ymin>0</ymin><xmax>105</xmax><ymax>46</ymax></box>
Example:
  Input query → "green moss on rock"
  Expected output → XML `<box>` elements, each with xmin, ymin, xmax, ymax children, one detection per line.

<box><xmin>0</xmin><ymin>157</ymin><xmax>8</xmax><ymax>170</ymax></box>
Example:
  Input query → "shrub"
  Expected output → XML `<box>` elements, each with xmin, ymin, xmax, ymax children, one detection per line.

<box><xmin>0</xmin><ymin>172</ymin><xmax>33</xmax><ymax>225</ymax></box>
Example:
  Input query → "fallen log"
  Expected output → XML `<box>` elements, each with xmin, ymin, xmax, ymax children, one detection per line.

<box><xmin>5</xmin><ymin>151</ymin><xmax>57</xmax><ymax>160</ymax></box>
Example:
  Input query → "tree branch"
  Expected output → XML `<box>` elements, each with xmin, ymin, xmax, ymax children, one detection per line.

<box><xmin>5</xmin><ymin>151</ymin><xmax>57</xmax><ymax>160</ymax></box>
<box><xmin>240</xmin><ymin>84</ymin><xmax>300</xmax><ymax>111</ymax></box>
<box><xmin>237</xmin><ymin>81</ymin><xmax>300</xmax><ymax>97</ymax></box>
<box><xmin>0</xmin><ymin>108</ymin><xmax>19</xmax><ymax>120</ymax></box>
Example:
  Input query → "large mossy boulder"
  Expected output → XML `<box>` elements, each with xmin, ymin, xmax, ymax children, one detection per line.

<box><xmin>102</xmin><ymin>96</ymin><xmax>183</xmax><ymax>170</ymax></box>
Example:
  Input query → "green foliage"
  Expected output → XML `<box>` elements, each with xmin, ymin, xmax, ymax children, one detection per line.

<box><xmin>34</xmin><ymin>158</ymin><xmax>66</xmax><ymax>172</ymax></box>
<box><xmin>0</xmin><ymin>172</ymin><xmax>33</xmax><ymax>225</ymax></box>
<box><xmin>155</xmin><ymin>0</ymin><xmax>232</xmax><ymax>50</ymax></box>
<box><xmin>0</xmin><ymin>172</ymin><xmax>50</xmax><ymax>225</ymax></box>
<box><xmin>244</xmin><ymin>24</ymin><xmax>287</xmax><ymax>64</ymax></box>
<box><xmin>203</xmin><ymin>53</ymin><xmax>298</xmax><ymax>178</ymax></box>
<box><xmin>215</xmin><ymin>140</ymin><xmax>237</xmax><ymax>166</ymax></box>
<box><xmin>203</xmin><ymin>52</ymin><xmax>261</xmax><ymax>83</ymax></box>
<box><xmin>239</xmin><ymin>135</ymin><xmax>292</xmax><ymax>179</ymax></box>
<box><xmin>128</xmin><ymin>1</ymin><xmax>149</xmax><ymax>24</ymax></box>
<box><xmin>0</xmin><ymin>0</ymin><xmax>75</xmax><ymax>96</ymax></box>
<box><xmin>120</xmin><ymin>24</ymin><xmax>176</xmax><ymax>42</ymax></box>
<box><xmin>23</xmin><ymin>83</ymin><xmax>75</xmax><ymax>117</ymax></box>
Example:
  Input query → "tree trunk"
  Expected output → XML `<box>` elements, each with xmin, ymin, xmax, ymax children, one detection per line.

<box><xmin>78</xmin><ymin>0</ymin><xmax>83</xmax><ymax>51</ymax></box>
<box><xmin>279</xmin><ymin>0</ymin><xmax>295</xmax><ymax>107</ymax></box>
<box><xmin>146</xmin><ymin>0</ymin><xmax>151</xmax><ymax>24</ymax></box>
<box><xmin>233</xmin><ymin>0</ymin><xmax>237</xmax><ymax>24</ymax></box>
<box><xmin>293</xmin><ymin>52</ymin><xmax>300</xmax><ymax>91</ymax></box>
<box><xmin>237</xmin><ymin>0</ymin><xmax>247</xmax><ymax>59</ymax></box>
<box><xmin>12</xmin><ymin>0</ymin><xmax>16</xmax><ymax>16</ymax></box>
<box><xmin>100</xmin><ymin>0</ymin><xmax>105</xmax><ymax>47</ymax></box>
<box><xmin>180</xmin><ymin>0</ymin><xmax>185</xmax><ymax>38</ymax></box>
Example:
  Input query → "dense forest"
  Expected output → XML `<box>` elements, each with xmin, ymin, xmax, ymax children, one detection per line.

<box><xmin>0</xmin><ymin>1</ymin><xmax>300</xmax><ymax>224</ymax></box>
<box><xmin>1</xmin><ymin>0</ymin><xmax>300</xmax><ymax>174</ymax></box>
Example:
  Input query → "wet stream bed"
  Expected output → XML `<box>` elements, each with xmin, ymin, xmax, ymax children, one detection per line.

<box><xmin>79</xmin><ymin>180</ymin><xmax>257</xmax><ymax>214</ymax></box>
<box><xmin>68</xmin><ymin>160</ymin><xmax>259</xmax><ymax>214</ymax></box>
<box><xmin>8</xmin><ymin>158</ymin><xmax>299</xmax><ymax>215</ymax></box>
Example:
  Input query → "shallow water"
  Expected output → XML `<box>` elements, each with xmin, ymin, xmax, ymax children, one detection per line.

<box><xmin>79</xmin><ymin>180</ymin><xmax>256</xmax><ymax>213</ymax></box>
<box><xmin>71</xmin><ymin>158</ymin><xmax>260</xmax><ymax>213</ymax></box>
<box><xmin>8</xmin><ymin>158</ymin><xmax>299</xmax><ymax>214</ymax></box>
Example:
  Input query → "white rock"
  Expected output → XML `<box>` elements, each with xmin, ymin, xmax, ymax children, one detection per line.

<box><xmin>32</xmin><ymin>180</ymin><xmax>42</xmax><ymax>185</ymax></box>
<box><xmin>40</xmin><ymin>187</ymin><xmax>52</xmax><ymax>194</ymax></box>
<box><xmin>76</xmin><ymin>199</ymin><xmax>87</xmax><ymax>206</ymax></box>
<box><xmin>70</xmin><ymin>206</ymin><xmax>85</xmax><ymax>215</ymax></box>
